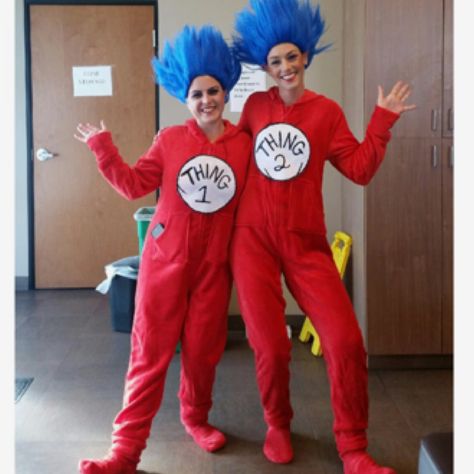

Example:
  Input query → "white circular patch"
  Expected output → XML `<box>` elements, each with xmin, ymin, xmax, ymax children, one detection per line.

<box><xmin>177</xmin><ymin>155</ymin><xmax>236</xmax><ymax>213</ymax></box>
<box><xmin>254</xmin><ymin>123</ymin><xmax>310</xmax><ymax>181</ymax></box>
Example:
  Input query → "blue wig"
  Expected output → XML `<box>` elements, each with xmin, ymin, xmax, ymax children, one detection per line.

<box><xmin>151</xmin><ymin>24</ymin><xmax>242</xmax><ymax>103</ymax></box>
<box><xmin>232</xmin><ymin>0</ymin><xmax>331</xmax><ymax>67</ymax></box>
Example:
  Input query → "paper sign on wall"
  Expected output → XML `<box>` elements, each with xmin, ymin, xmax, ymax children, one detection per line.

<box><xmin>73</xmin><ymin>66</ymin><xmax>113</xmax><ymax>97</ymax></box>
<box><xmin>230</xmin><ymin>63</ymin><xmax>267</xmax><ymax>112</ymax></box>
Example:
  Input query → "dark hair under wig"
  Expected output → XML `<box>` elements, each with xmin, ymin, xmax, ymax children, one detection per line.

<box><xmin>232</xmin><ymin>0</ymin><xmax>331</xmax><ymax>67</ymax></box>
<box><xmin>151</xmin><ymin>24</ymin><xmax>242</xmax><ymax>103</ymax></box>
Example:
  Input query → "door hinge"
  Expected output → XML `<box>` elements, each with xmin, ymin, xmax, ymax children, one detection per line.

<box><xmin>152</xmin><ymin>29</ymin><xmax>156</xmax><ymax>49</ymax></box>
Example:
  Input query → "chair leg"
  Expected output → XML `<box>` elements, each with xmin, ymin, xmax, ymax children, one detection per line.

<box><xmin>298</xmin><ymin>317</ymin><xmax>313</xmax><ymax>343</ymax></box>
<box><xmin>310</xmin><ymin>330</ymin><xmax>323</xmax><ymax>356</ymax></box>
<box><xmin>299</xmin><ymin>317</ymin><xmax>323</xmax><ymax>357</ymax></box>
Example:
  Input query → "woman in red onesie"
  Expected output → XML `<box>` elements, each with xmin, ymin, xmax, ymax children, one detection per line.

<box><xmin>74</xmin><ymin>25</ymin><xmax>250</xmax><ymax>474</ymax></box>
<box><xmin>230</xmin><ymin>1</ymin><xmax>415</xmax><ymax>473</ymax></box>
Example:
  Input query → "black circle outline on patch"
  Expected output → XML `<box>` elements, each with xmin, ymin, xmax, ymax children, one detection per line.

<box><xmin>176</xmin><ymin>154</ymin><xmax>237</xmax><ymax>214</ymax></box>
<box><xmin>253</xmin><ymin>122</ymin><xmax>311</xmax><ymax>181</ymax></box>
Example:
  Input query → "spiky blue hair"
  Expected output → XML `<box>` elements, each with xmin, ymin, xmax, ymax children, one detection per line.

<box><xmin>232</xmin><ymin>0</ymin><xmax>331</xmax><ymax>67</ymax></box>
<box><xmin>151</xmin><ymin>24</ymin><xmax>242</xmax><ymax>103</ymax></box>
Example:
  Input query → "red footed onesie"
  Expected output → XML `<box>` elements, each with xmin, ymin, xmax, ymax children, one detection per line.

<box><xmin>230</xmin><ymin>87</ymin><xmax>399</xmax><ymax>459</ymax></box>
<box><xmin>83</xmin><ymin>119</ymin><xmax>250</xmax><ymax>469</ymax></box>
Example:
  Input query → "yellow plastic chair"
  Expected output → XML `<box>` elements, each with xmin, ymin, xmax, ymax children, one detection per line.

<box><xmin>298</xmin><ymin>231</ymin><xmax>353</xmax><ymax>356</ymax></box>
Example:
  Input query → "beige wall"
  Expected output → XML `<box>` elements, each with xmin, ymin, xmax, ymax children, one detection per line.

<box><xmin>15</xmin><ymin>1</ymin><xmax>345</xmax><ymax>313</ymax></box>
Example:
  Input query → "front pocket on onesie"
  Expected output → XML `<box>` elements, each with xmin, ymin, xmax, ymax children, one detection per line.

<box><xmin>151</xmin><ymin>213</ymin><xmax>190</xmax><ymax>264</ymax></box>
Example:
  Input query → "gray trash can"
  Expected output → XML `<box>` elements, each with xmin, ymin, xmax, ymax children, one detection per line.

<box><xmin>96</xmin><ymin>256</ymin><xmax>140</xmax><ymax>333</ymax></box>
<box><xmin>418</xmin><ymin>432</ymin><xmax>453</xmax><ymax>474</ymax></box>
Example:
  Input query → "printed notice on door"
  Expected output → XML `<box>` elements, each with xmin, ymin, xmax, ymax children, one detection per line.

<box><xmin>73</xmin><ymin>66</ymin><xmax>113</xmax><ymax>97</ymax></box>
<box><xmin>230</xmin><ymin>63</ymin><xmax>266</xmax><ymax>112</ymax></box>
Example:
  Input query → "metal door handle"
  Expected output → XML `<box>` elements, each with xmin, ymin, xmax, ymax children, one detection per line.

<box><xmin>36</xmin><ymin>148</ymin><xmax>57</xmax><ymax>162</ymax></box>
<box><xmin>431</xmin><ymin>109</ymin><xmax>439</xmax><ymax>132</ymax></box>
<box><xmin>431</xmin><ymin>145</ymin><xmax>439</xmax><ymax>168</ymax></box>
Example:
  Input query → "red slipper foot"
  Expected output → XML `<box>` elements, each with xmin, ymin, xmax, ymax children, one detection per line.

<box><xmin>263</xmin><ymin>426</ymin><xmax>293</xmax><ymax>464</ymax></box>
<box><xmin>78</xmin><ymin>453</ymin><xmax>137</xmax><ymax>474</ymax></box>
<box><xmin>184</xmin><ymin>423</ymin><xmax>227</xmax><ymax>452</ymax></box>
<box><xmin>343</xmin><ymin>451</ymin><xmax>396</xmax><ymax>474</ymax></box>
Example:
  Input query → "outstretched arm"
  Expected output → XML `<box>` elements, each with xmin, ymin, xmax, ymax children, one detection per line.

<box><xmin>377</xmin><ymin>81</ymin><xmax>416</xmax><ymax>115</ymax></box>
<box><xmin>327</xmin><ymin>82</ymin><xmax>415</xmax><ymax>185</ymax></box>
<box><xmin>74</xmin><ymin>120</ymin><xmax>163</xmax><ymax>200</ymax></box>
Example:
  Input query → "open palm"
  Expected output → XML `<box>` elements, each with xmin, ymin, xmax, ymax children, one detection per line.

<box><xmin>74</xmin><ymin>120</ymin><xmax>107</xmax><ymax>143</ymax></box>
<box><xmin>377</xmin><ymin>81</ymin><xmax>416</xmax><ymax>115</ymax></box>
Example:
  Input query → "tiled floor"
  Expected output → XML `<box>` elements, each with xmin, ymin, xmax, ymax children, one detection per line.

<box><xmin>15</xmin><ymin>289</ymin><xmax>453</xmax><ymax>474</ymax></box>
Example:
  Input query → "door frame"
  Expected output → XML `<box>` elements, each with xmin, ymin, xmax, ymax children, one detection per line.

<box><xmin>24</xmin><ymin>0</ymin><xmax>159</xmax><ymax>289</ymax></box>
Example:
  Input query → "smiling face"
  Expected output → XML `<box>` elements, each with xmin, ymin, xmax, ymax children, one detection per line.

<box><xmin>186</xmin><ymin>75</ymin><xmax>226</xmax><ymax>130</ymax></box>
<box><xmin>265</xmin><ymin>43</ymin><xmax>308</xmax><ymax>97</ymax></box>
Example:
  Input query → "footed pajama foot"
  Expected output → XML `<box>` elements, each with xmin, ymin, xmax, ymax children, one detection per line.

<box><xmin>263</xmin><ymin>426</ymin><xmax>293</xmax><ymax>464</ymax></box>
<box><xmin>342</xmin><ymin>451</ymin><xmax>396</xmax><ymax>474</ymax></box>
<box><xmin>78</xmin><ymin>453</ymin><xmax>137</xmax><ymax>474</ymax></box>
<box><xmin>184</xmin><ymin>423</ymin><xmax>227</xmax><ymax>452</ymax></box>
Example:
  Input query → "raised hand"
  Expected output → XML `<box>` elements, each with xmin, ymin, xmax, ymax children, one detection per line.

<box><xmin>377</xmin><ymin>81</ymin><xmax>416</xmax><ymax>115</ymax></box>
<box><xmin>74</xmin><ymin>120</ymin><xmax>107</xmax><ymax>143</ymax></box>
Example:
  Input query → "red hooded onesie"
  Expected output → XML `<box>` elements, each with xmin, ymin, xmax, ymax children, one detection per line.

<box><xmin>230</xmin><ymin>86</ymin><xmax>399</xmax><ymax>456</ymax></box>
<box><xmin>86</xmin><ymin>118</ymin><xmax>250</xmax><ymax>463</ymax></box>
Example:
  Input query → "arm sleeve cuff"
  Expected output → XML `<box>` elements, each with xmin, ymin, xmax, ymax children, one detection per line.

<box><xmin>371</xmin><ymin>105</ymin><xmax>400</xmax><ymax>132</ymax></box>
<box><xmin>86</xmin><ymin>131</ymin><xmax>116</xmax><ymax>160</ymax></box>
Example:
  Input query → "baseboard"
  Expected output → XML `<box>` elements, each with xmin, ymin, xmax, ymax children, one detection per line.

<box><xmin>15</xmin><ymin>276</ymin><xmax>30</xmax><ymax>291</ymax></box>
<box><xmin>368</xmin><ymin>354</ymin><xmax>453</xmax><ymax>370</ymax></box>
